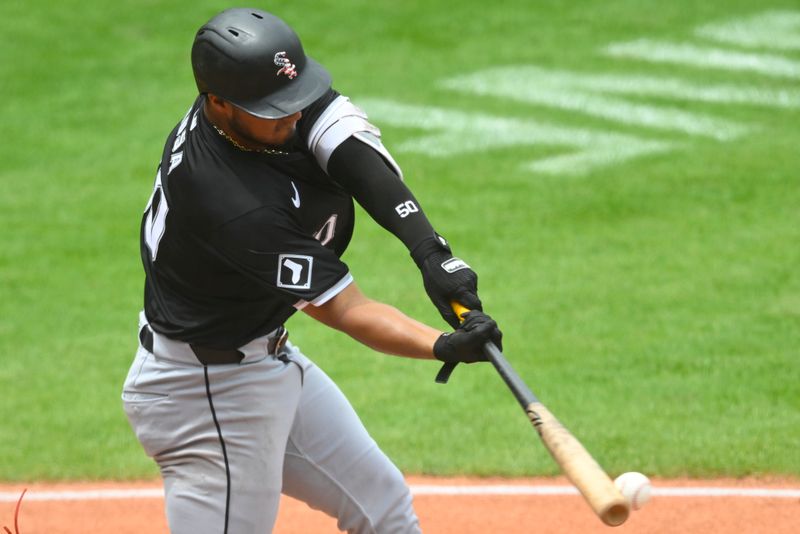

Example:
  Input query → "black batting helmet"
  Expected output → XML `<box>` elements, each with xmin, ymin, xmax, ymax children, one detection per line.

<box><xmin>191</xmin><ymin>8</ymin><xmax>331</xmax><ymax>119</ymax></box>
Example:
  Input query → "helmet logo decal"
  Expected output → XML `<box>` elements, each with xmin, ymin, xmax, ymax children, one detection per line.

<box><xmin>274</xmin><ymin>51</ymin><xmax>298</xmax><ymax>79</ymax></box>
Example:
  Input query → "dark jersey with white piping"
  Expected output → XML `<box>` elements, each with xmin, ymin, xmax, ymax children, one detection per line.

<box><xmin>141</xmin><ymin>90</ymin><xmax>355</xmax><ymax>349</ymax></box>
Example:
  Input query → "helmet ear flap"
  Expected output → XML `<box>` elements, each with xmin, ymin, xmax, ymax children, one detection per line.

<box><xmin>191</xmin><ymin>8</ymin><xmax>331</xmax><ymax>119</ymax></box>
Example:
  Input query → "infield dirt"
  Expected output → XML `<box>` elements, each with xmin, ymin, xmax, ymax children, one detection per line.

<box><xmin>1</xmin><ymin>476</ymin><xmax>798</xmax><ymax>533</ymax></box>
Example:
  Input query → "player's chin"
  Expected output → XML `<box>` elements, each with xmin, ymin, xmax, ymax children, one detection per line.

<box><xmin>259</xmin><ymin>125</ymin><xmax>294</xmax><ymax>146</ymax></box>
<box><xmin>274</xmin><ymin>128</ymin><xmax>298</xmax><ymax>146</ymax></box>
<box><xmin>278</xmin><ymin>129</ymin><xmax>296</xmax><ymax>144</ymax></box>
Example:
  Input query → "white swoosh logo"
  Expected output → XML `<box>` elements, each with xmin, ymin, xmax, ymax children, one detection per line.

<box><xmin>290</xmin><ymin>181</ymin><xmax>300</xmax><ymax>208</ymax></box>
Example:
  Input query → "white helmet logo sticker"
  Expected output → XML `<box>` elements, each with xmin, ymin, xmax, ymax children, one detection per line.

<box><xmin>274</xmin><ymin>51</ymin><xmax>298</xmax><ymax>79</ymax></box>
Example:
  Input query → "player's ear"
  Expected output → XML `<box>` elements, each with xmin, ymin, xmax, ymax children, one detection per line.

<box><xmin>206</xmin><ymin>93</ymin><xmax>230</xmax><ymax>113</ymax></box>
<box><xmin>204</xmin><ymin>93</ymin><xmax>237</xmax><ymax>124</ymax></box>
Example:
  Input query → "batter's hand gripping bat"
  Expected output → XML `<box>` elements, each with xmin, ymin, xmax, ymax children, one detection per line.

<box><xmin>441</xmin><ymin>303</ymin><xmax>630</xmax><ymax>527</ymax></box>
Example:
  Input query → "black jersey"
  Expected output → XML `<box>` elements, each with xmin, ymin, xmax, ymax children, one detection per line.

<box><xmin>141</xmin><ymin>90</ymin><xmax>355</xmax><ymax>349</ymax></box>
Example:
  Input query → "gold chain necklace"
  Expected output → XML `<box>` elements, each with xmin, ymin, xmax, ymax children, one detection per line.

<box><xmin>212</xmin><ymin>124</ymin><xmax>291</xmax><ymax>156</ymax></box>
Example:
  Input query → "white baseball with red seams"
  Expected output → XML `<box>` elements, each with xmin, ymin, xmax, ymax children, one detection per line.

<box><xmin>614</xmin><ymin>472</ymin><xmax>652</xmax><ymax>510</ymax></box>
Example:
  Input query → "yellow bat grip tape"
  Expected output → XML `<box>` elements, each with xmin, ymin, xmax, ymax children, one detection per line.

<box><xmin>451</xmin><ymin>301</ymin><xmax>470</xmax><ymax>321</ymax></box>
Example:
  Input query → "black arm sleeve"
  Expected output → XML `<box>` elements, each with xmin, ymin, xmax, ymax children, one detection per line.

<box><xmin>329</xmin><ymin>135</ymin><xmax>483</xmax><ymax>337</ymax></box>
<box><xmin>327</xmin><ymin>136</ymin><xmax>437</xmax><ymax>254</ymax></box>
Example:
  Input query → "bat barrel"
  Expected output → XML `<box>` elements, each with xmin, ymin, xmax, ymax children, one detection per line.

<box><xmin>601</xmin><ymin>502</ymin><xmax>631</xmax><ymax>527</ymax></box>
<box><xmin>482</xmin><ymin>341</ymin><xmax>630</xmax><ymax>526</ymax></box>
<box><xmin>451</xmin><ymin>302</ymin><xmax>629</xmax><ymax>526</ymax></box>
<box><xmin>527</xmin><ymin>402</ymin><xmax>630</xmax><ymax>526</ymax></box>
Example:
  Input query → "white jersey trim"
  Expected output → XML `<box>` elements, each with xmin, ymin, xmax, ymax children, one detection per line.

<box><xmin>306</xmin><ymin>95</ymin><xmax>403</xmax><ymax>179</ymax></box>
<box><xmin>293</xmin><ymin>272</ymin><xmax>354</xmax><ymax>310</ymax></box>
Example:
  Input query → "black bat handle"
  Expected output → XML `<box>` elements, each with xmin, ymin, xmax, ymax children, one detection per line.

<box><xmin>483</xmin><ymin>341</ymin><xmax>539</xmax><ymax>407</ymax></box>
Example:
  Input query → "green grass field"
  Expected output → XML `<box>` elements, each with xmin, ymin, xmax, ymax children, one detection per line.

<box><xmin>1</xmin><ymin>0</ymin><xmax>798</xmax><ymax>481</ymax></box>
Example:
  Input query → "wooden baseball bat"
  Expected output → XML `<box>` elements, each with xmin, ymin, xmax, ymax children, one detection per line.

<box><xmin>450</xmin><ymin>303</ymin><xmax>630</xmax><ymax>527</ymax></box>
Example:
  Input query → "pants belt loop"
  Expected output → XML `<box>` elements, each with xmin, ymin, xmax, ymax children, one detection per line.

<box><xmin>139</xmin><ymin>325</ymin><xmax>154</xmax><ymax>353</ymax></box>
<box><xmin>267</xmin><ymin>326</ymin><xmax>288</xmax><ymax>355</ymax></box>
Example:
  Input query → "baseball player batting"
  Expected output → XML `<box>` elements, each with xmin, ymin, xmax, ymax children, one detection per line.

<box><xmin>122</xmin><ymin>7</ymin><xmax>502</xmax><ymax>534</ymax></box>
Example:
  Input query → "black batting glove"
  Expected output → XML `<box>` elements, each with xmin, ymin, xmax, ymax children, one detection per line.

<box><xmin>411</xmin><ymin>234</ymin><xmax>482</xmax><ymax>329</ymax></box>
<box><xmin>433</xmin><ymin>311</ymin><xmax>503</xmax><ymax>364</ymax></box>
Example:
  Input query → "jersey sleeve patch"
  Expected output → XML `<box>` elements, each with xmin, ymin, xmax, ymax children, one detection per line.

<box><xmin>277</xmin><ymin>254</ymin><xmax>314</xmax><ymax>289</ymax></box>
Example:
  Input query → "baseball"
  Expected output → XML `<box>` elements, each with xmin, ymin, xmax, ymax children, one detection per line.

<box><xmin>614</xmin><ymin>472</ymin><xmax>652</xmax><ymax>510</ymax></box>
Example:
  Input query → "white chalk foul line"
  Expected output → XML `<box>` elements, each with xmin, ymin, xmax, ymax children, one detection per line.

<box><xmin>410</xmin><ymin>485</ymin><xmax>800</xmax><ymax>498</ymax></box>
<box><xmin>2</xmin><ymin>485</ymin><xmax>799</xmax><ymax>503</ymax></box>
<box><xmin>0</xmin><ymin>489</ymin><xmax>163</xmax><ymax>502</ymax></box>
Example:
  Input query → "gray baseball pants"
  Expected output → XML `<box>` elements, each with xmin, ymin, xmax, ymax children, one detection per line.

<box><xmin>122</xmin><ymin>313</ymin><xmax>421</xmax><ymax>533</ymax></box>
